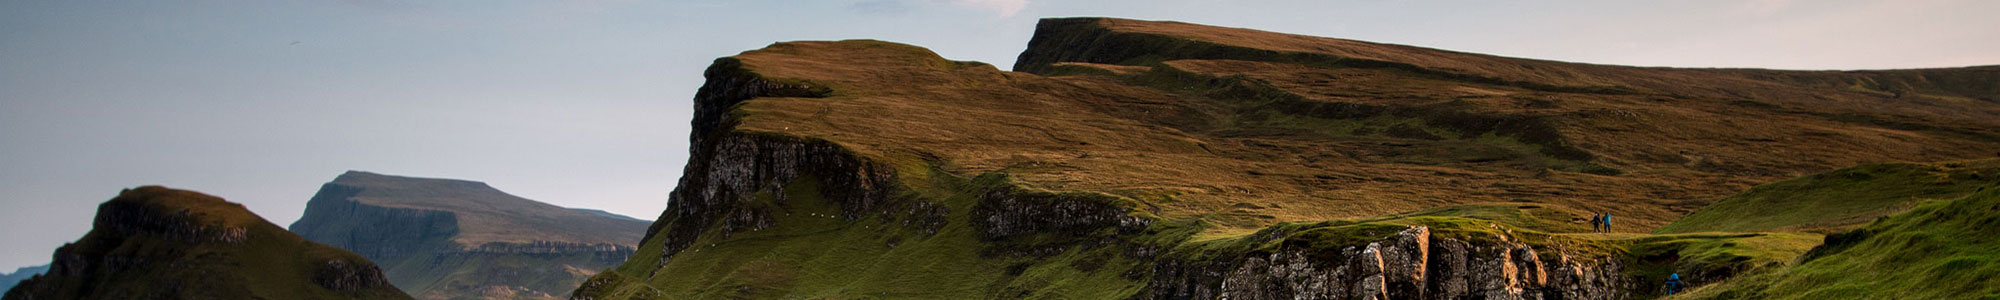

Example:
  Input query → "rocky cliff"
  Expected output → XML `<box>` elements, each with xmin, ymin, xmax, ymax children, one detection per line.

<box><xmin>571</xmin><ymin>17</ymin><xmax>2000</xmax><ymax>299</ymax></box>
<box><xmin>2</xmin><ymin>186</ymin><xmax>410</xmax><ymax>300</ymax></box>
<box><xmin>290</xmin><ymin>172</ymin><xmax>648</xmax><ymax>300</ymax></box>
<box><xmin>1140</xmin><ymin>226</ymin><xmax>1624</xmax><ymax>300</ymax></box>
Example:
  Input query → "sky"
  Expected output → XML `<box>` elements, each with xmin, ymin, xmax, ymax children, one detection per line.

<box><xmin>2</xmin><ymin>0</ymin><xmax>1995</xmax><ymax>272</ymax></box>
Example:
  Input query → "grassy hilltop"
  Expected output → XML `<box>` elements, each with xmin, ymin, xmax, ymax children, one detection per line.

<box><xmin>573</xmin><ymin>17</ymin><xmax>2000</xmax><ymax>299</ymax></box>
<box><xmin>3</xmin><ymin>186</ymin><xmax>411</xmax><ymax>300</ymax></box>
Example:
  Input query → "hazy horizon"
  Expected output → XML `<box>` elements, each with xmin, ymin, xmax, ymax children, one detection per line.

<box><xmin>4</xmin><ymin>0</ymin><xmax>1996</xmax><ymax>272</ymax></box>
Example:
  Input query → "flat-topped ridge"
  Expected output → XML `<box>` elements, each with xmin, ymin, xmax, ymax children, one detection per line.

<box><xmin>294</xmin><ymin>171</ymin><xmax>648</xmax><ymax>248</ymax></box>
<box><xmin>1016</xmin><ymin>17</ymin><xmax>1998</xmax><ymax>102</ymax></box>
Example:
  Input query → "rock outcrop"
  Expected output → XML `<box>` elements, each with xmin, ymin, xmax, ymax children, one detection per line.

<box><xmin>1142</xmin><ymin>226</ymin><xmax>1624</xmax><ymax>300</ymax></box>
<box><xmin>3</xmin><ymin>186</ymin><xmax>411</xmax><ymax>300</ymax></box>
<box><xmin>290</xmin><ymin>172</ymin><xmax>648</xmax><ymax>300</ymax></box>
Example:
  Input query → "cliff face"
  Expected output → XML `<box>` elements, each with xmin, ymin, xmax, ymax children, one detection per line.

<box><xmin>290</xmin><ymin>172</ymin><xmax>648</xmax><ymax>300</ymax></box>
<box><xmin>2</xmin><ymin>186</ymin><xmax>410</xmax><ymax>300</ymax></box>
<box><xmin>291</xmin><ymin>182</ymin><xmax>461</xmax><ymax>262</ymax></box>
<box><xmin>1142</xmin><ymin>226</ymin><xmax>1624</xmax><ymax>300</ymax></box>
<box><xmin>572</xmin><ymin>17</ymin><xmax>2000</xmax><ymax>300</ymax></box>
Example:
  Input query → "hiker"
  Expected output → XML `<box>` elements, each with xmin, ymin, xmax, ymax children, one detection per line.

<box><xmin>1602</xmin><ymin>213</ymin><xmax>1613</xmax><ymax>232</ymax></box>
<box><xmin>1664</xmin><ymin>273</ymin><xmax>1684</xmax><ymax>295</ymax></box>
<box><xmin>1589</xmin><ymin>213</ymin><xmax>1603</xmax><ymax>232</ymax></box>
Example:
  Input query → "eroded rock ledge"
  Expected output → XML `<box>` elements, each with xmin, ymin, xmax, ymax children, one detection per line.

<box><xmin>640</xmin><ymin>58</ymin><xmax>908</xmax><ymax>271</ymax></box>
<box><xmin>1141</xmin><ymin>226</ymin><xmax>1624</xmax><ymax>300</ymax></box>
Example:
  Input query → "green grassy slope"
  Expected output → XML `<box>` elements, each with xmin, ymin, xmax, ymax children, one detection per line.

<box><xmin>1658</xmin><ymin>159</ymin><xmax>1999</xmax><ymax>234</ymax></box>
<box><xmin>1676</xmin><ymin>183</ymin><xmax>2000</xmax><ymax>299</ymax></box>
<box><xmin>1377</xmin><ymin>203</ymin><xmax>1595</xmax><ymax>233</ymax></box>
<box><xmin>577</xmin><ymin>164</ymin><xmax>1816</xmax><ymax>299</ymax></box>
<box><xmin>2</xmin><ymin>186</ymin><xmax>411</xmax><ymax>300</ymax></box>
<box><xmin>583</xmin><ymin>173</ymin><xmax>1158</xmax><ymax>300</ymax></box>
<box><xmin>1612</xmin><ymin>232</ymin><xmax>1821</xmax><ymax>298</ymax></box>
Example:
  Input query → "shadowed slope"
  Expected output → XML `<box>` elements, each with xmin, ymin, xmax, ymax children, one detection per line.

<box><xmin>0</xmin><ymin>265</ymin><xmax>48</xmax><ymax>295</ymax></box>
<box><xmin>3</xmin><ymin>186</ymin><xmax>410</xmax><ymax>300</ymax></box>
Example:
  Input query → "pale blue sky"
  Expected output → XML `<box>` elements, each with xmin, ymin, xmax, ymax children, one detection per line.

<box><xmin>2</xmin><ymin>0</ymin><xmax>1994</xmax><ymax>271</ymax></box>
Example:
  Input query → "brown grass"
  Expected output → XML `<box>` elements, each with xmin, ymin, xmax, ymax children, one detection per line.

<box><xmin>712</xmin><ymin>19</ymin><xmax>2000</xmax><ymax>235</ymax></box>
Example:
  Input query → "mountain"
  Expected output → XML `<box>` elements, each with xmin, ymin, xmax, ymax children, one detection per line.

<box><xmin>289</xmin><ymin>171</ymin><xmax>648</xmax><ymax>300</ymax></box>
<box><xmin>2</xmin><ymin>186</ymin><xmax>410</xmax><ymax>300</ymax></box>
<box><xmin>572</xmin><ymin>17</ymin><xmax>2000</xmax><ymax>299</ymax></box>
<box><xmin>0</xmin><ymin>265</ymin><xmax>48</xmax><ymax>295</ymax></box>
<box><xmin>571</xmin><ymin>209</ymin><xmax>646</xmax><ymax>223</ymax></box>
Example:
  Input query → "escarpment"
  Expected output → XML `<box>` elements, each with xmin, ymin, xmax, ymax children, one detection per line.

<box><xmin>290</xmin><ymin>172</ymin><xmax>648</xmax><ymax>300</ymax></box>
<box><xmin>576</xmin><ymin>18</ymin><xmax>2000</xmax><ymax>300</ymax></box>
<box><xmin>4</xmin><ymin>186</ymin><xmax>410</xmax><ymax>300</ymax></box>
<box><xmin>1141</xmin><ymin>226</ymin><xmax>1625</xmax><ymax>300</ymax></box>
<box><xmin>290</xmin><ymin>183</ymin><xmax>460</xmax><ymax>262</ymax></box>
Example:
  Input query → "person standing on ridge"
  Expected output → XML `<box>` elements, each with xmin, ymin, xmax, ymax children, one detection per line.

<box><xmin>1602</xmin><ymin>213</ymin><xmax>1613</xmax><ymax>233</ymax></box>
<box><xmin>1589</xmin><ymin>213</ymin><xmax>1603</xmax><ymax>232</ymax></box>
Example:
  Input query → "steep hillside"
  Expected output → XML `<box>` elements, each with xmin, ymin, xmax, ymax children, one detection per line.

<box><xmin>1010</xmin><ymin>18</ymin><xmax>2000</xmax><ymax>230</ymax></box>
<box><xmin>290</xmin><ymin>171</ymin><xmax>649</xmax><ymax>300</ymax></box>
<box><xmin>1677</xmin><ymin>183</ymin><xmax>2000</xmax><ymax>299</ymax></box>
<box><xmin>575</xmin><ymin>17</ymin><xmax>2000</xmax><ymax>299</ymax></box>
<box><xmin>1658</xmin><ymin>159</ymin><xmax>1999</xmax><ymax>233</ymax></box>
<box><xmin>2</xmin><ymin>186</ymin><xmax>410</xmax><ymax>300</ymax></box>
<box><xmin>0</xmin><ymin>265</ymin><xmax>48</xmax><ymax>295</ymax></box>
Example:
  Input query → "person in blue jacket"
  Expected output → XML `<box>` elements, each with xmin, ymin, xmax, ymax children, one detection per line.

<box><xmin>1601</xmin><ymin>213</ymin><xmax>1613</xmax><ymax>232</ymax></box>
<box><xmin>1664</xmin><ymin>273</ymin><xmax>1684</xmax><ymax>295</ymax></box>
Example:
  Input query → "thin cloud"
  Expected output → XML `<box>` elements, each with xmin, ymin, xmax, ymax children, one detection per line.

<box><xmin>1737</xmin><ymin>0</ymin><xmax>1793</xmax><ymax>16</ymax></box>
<box><xmin>850</xmin><ymin>0</ymin><xmax>912</xmax><ymax>15</ymax></box>
<box><xmin>949</xmin><ymin>0</ymin><xmax>1026</xmax><ymax>18</ymax></box>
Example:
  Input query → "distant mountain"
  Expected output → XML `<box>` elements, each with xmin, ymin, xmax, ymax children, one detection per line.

<box><xmin>289</xmin><ymin>171</ymin><xmax>648</xmax><ymax>300</ymax></box>
<box><xmin>0</xmin><ymin>264</ymin><xmax>48</xmax><ymax>295</ymax></box>
<box><xmin>2</xmin><ymin>186</ymin><xmax>410</xmax><ymax>300</ymax></box>
<box><xmin>569</xmin><ymin>208</ymin><xmax>645</xmax><ymax>223</ymax></box>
